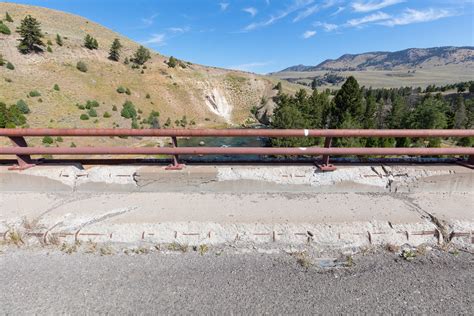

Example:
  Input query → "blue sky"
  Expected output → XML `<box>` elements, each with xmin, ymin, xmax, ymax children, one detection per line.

<box><xmin>5</xmin><ymin>0</ymin><xmax>474</xmax><ymax>73</ymax></box>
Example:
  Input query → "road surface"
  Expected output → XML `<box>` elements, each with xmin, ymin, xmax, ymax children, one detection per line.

<box><xmin>0</xmin><ymin>249</ymin><xmax>472</xmax><ymax>314</ymax></box>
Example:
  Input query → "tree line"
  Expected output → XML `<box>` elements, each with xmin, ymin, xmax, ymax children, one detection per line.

<box><xmin>270</xmin><ymin>77</ymin><xmax>473</xmax><ymax>148</ymax></box>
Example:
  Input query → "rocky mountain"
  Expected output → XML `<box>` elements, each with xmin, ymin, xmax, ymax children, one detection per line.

<box><xmin>0</xmin><ymin>3</ymin><xmax>298</xmax><ymax>132</ymax></box>
<box><xmin>277</xmin><ymin>46</ymin><xmax>474</xmax><ymax>72</ymax></box>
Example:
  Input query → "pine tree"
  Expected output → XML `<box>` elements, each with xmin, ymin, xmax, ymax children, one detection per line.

<box><xmin>132</xmin><ymin>46</ymin><xmax>151</xmax><ymax>65</ymax></box>
<box><xmin>16</xmin><ymin>15</ymin><xmax>44</xmax><ymax>54</ymax></box>
<box><xmin>84</xmin><ymin>34</ymin><xmax>98</xmax><ymax>50</ymax></box>
<box><xmin>453</xmin><ymin>95</ymin><xmax>467</xmax><ymax>129</ymax></box>
<box><xmin>108</xmin><ymin>38</ymin><xmax>122</xmax><ymax>61</ymax></box>
<box><xmin>5</xmin><ymin>12</ymin><xmax>13</xmax><ymax>23</ymax></box>
<box><xmin>56</xmin><ymin>34</ymin><xmax>63</xmax><ymax>46</ymax></box>
<box><xmin>331</xmin><ymin>76</ymin><xmax>363</xmax><ymax>127</ymax></box>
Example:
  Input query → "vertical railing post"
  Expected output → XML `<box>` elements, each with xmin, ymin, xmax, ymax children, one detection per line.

<box><xmin>317</xmin><ymin>137</ymin><xmax>336</xmax><ymax>171</ymax></box>
<box><xmin>8</xmin><ymin>136</ymin><xmax>36</xmax><ymax>170</ymax></box>
<box><xmin>165</xmin><ymin>136</ymin><xmax>185</xmax><ymax>170</ymax></box>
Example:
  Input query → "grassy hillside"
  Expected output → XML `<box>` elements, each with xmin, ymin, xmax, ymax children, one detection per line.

<box><xmin>272</xmin><ymin>47</ymin><xmax>474</xmax><ymax>90</ymax></box>
<box><xmin>0</xmin><ymin>3</ymin><xmax>303</xmax><ymax>134</ymax></box>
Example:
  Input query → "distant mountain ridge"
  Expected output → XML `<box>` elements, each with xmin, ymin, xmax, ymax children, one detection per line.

<box><xmin>277</xmin><ymin>46</ymin><xmax>474</xmax><ymax>72</ymax></box>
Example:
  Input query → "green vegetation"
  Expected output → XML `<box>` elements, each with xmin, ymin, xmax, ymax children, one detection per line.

<box><xmin>6</xmin><ymin>62</ymin><xmax>14</xmax><ymax>70</ymax></box>
<box><xmin>47</xmin><ymin>45</ymin><xmax>52</xmax><ymax>53</ymax></box>
<box><xmin>0</xmin><ymin>102</ymin><xmax>27</xmax><ymax>128</ymax></box>
<box><xmin>76</xmin><ymin>61</ymin><xmax>88</xmax><ymax>72</ymax></box>
<box><xmin>16</xmin><ymin>100</ymin><xmax>30</xmax><ymax>114</ymax></box>
<box><xmin>121</xmin><ymin>101</ymin><xmax>137</xmax><ymax>119</ymax></box>
<box><xmin>84</xmin><ymin>34</ymin><xmax>98</xmax><ymax>50</ymax></box>
<box><xmin>5</xmin><ymin>12</ymin><xmax>13</xmax><ymax>22</ymax></box>
<box><xmin>88</xmin><ymin>108</ymin><xmax>97</xmax><ymax>117</ymax></box>
<box><xmin>116</xmin><ymin>86</ymin><xmax>126</xmax><ymax>94</ymax></box>
<box><xmin>53</xmin><ymin>84</ymin><xmax>60</xmax><ymax>91</ymax></box>
<box><xmin>29</xmin><ymin>90</ymin><xmax>41</xmax><ymax>97</ymax></box>
<box><xmin>108</xmin><ymin>38</ymin><xmax>122</xmax><ymax>61</ymax></box>
<box><xmin>55</xmin><ymin>33</ymin><xmax>63</xmax><ymax>46</ymax></box>
<box><xmin>0</xmin><ymin>21</ymin><xmax>11</xmax><ymax>35</ymax></box>
<box><xmin>270</xmin><ymin>76</ymin><xmax>474</xmax><ymax>148</ymax></box>
<box><xmin>167</xmin><ymin>56</ymin><xmax>178</xmax><ymax>68</ymax></box>
<box><xmin>145</xmin><ymin>110</ymin><xmax>160</xmax><ymax>128</ymax></box>
<box><xmin>42</xmin><ymin>136</ymin><xmax>54</xmax><ymax>145</ymax></box>
<box><xmin>132</xmin><ymin>46</ymin><xmax>151</xmax><ymax>65</ymax></box>
<box><xmin>80</xmin><ymin>114</ymin><xmax>89</xmax><ymax>120</ymax></box>
<box><xmin>103</xmin><ymin>111</ymin><xmax>111</xmax><ymax>118</ymax></box>
<box><xmin>17</xmin><ymin>15</ymin><xmax>44</xmax><ymax>54</ymax></box>
<box><xmin>0</xmin><ymin>54</ymin><xmax>4</xmax><ymax>66</ymax></box>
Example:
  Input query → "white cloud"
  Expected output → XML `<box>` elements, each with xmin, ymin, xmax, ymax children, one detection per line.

<box><xmin>314</xmin><ymin>21</ymin><xmax>339</xmax><ymax>31</ymax></box>
<box><xmin>293</xmin><ymin>5</ymin><xmax>319</xmax><ymax>22</ymax></box>
<box><xmin>219</xmin><ymin>2</ymin><xmax>230</xmax><ymax>11</ymax></box>
<box><xmin>302</xmin><ymin>30</ymin><xmax>317</xmax><ymax>38</ymax></box>
<box><xmin>141</xmin><ymin>14</ymin><xmax>158</xmax><ymax>27</ymax></box>
<box><xmin>381</xmin><ymin>8</ymin><xmax>454</xmax><ymax>26</ymax></box>
<box><xmin>346</xmin><ymin>11</ymin><xmax>391</xmax><ymax>26</ymax></box>
<box><xmin>331</xmin><ymin>6</ymin><xmax>345</xmax><ymax>16</ymax></box>
<box><xmin>167</xmin><ymin>26</ymin><xmax>191</xmax><ymax>33</ymax></box>
<box><xmin>352</xmin><ymin>0</ymin><xmax>405</xmax><ymax>13</ymax></box>
<box><xmin>243</xmin><ymin>7</ymin><xmax>258</xmax><ymax>17</ymax></box>
<box><xmin>228</xmin><ymin>61</ymin><xmax>272</xmax><ymax>72</ymax></box>
<box><xmin>243</xmin><ymin>0</ymin><xmax>314</xmax><ymax>31</ymax></box>
<box><xmin>142</xmin><ymin>34</ymin><xmax>166</xmax><ymax>46</ymax></box>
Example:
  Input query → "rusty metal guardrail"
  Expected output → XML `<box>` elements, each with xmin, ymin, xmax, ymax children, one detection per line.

<box><xmin>0</xmin><ymin>128</ymin><xmax>473</xmax><ymax>171</ymax></box>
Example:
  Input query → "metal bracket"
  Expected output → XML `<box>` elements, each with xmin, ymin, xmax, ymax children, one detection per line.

<box><xmin>8</xmin><ymin>136</ymin><xmax>37</xmax><ymax>170</ymax></box>
<box><xmin>317</xmin><ymin>136</ymin><xmax>336</xmax><ymax>171</ymax></box>
<box><xmin>165</xmin><ymin>136</ymin><xmax>185</xmax><ymax>170</ymax></box>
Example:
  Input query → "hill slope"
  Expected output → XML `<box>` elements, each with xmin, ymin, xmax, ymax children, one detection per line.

<box><xmin>0</xmin><ymin>3</ymin><xmax>298</xmax><ymax>132</ymax></box>
<box><xmin>278</xmin><ymin>47</ymin><xmax>474</xmax><ymax>72</ymax></box>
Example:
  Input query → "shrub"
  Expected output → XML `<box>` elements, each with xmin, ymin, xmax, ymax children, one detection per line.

<box><xmin>167</xmin><ymin>56</ymin><xmax>178</xmax><ymax>68</ymax></box>
<box><xmin>84</xmin><ymin>34</ymin><xmax>98</xmax><ymax>50</ymax></box>
<box><xmin>5</xmin><ymin>78</ymin><xmax>12</xmax><ymax>83</ymax></box>
<box><xmin>131</xmin><ymin>118</ymin><xmax>139</xmax><ymax>129</ymax></box>
<box><xmin>0</xmin><ymin>54</ymin><xmax>4</xmax><ymax>66</ymax></box>
<box><xmin>29</xmin><ymin>90</ymin><xmax>41</xmax><ymax>97</ymax></box>
<box><xmin>53</xmin><ymin>84</ymin><xmax>60</xmax><ymax>91</ymax></box>
<box><xmin>0</xmin><ymin>22</ymin><xmax>11</xmax><ymax>35</ymax></box>
<box><xmin>116</xmin><ymin>86</ymin><xmax>126</xmax><ymax>94</ymax></box>
<box><xmin>16</xmin><ymin>100</ymin><xmax>30</xmax><ymax>114</ymax></box>
<box><xmin>112</xmin><ymin>105</ymin><xmax>117</xmax><ymax>111</ymax></box>
<box><xmin>103</xmin><ymin>111</ymin><xmax>111</xmax><ymax>118</ymax></box>
<box><xmin>121</xmin><ymin>101</ymin><xmax>137</xmax><ymax>119</ymax></box>
<box><xmin>47</xmin><ymin>39</ymin><xmax>53</xmax><ymax>46</ymax></box>
<box><xmin>146</xmin><ymin>93</ymin><xmax>151</xmax><ymax>99</ymax></box>
<box><xmin>80</xmin><ymin>114</ymin><xmax>89</xmax><ymax>120</ymax></box>
<box><xmin>125</xmin><ymin>88</ymin><xmax>131</xmax><ymax>95</ymax></box>
<box><xmin>47</xmin><ymin>45</ymin><xmax>52</xmax><ymax>53</ymax></box>
<box><xmin>56</xmin><ymin>34</ymin><xmax>63</xmax><ymax>46</ymax></box>
<box><xmin>70</xmin><ymin>142</ymin><xmax>76</xmax><ymax>147</ymax></box>
<box><xmin>42</xmin><ymin>136</ymin><xmax>54</xmax><ymax>145</ymax></box>
<box><xmin>6</xmin><ymin>62</ymin><xmax>14</xmax><ymax>70</ymax></box>
<box><xmin>132</xmin><ymin>46</ymin><xmax>151</xmax><ymax>65</ymax></box>
<box><xmin>55</xmin><ymin>136</ymin><xmax>63</xmax><ymax>142</ymax></box>
<box><xmin>86</xmin><ymin>100</ymin><xmax>99</xmax><ymax>108</ymax></box>
<box><xmin>76</xmin><ymin>61</ymin><xmax>87</xmax><ymax>72</ymax></box>
<box><xmin>5</xmin><ymin>12</ymin><xmax>13</xmax><ymax>23</ymax></box>
<box><xmin>88</xmin><ymin>108</ymin><xmax>97</xmax><ymax>117</ymax></box>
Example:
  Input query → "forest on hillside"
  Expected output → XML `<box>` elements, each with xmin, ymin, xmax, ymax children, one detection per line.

<box><xmin>268</xmin><ymin>77</ymin><xmax>474</xmax><ymax>148</ymax></box>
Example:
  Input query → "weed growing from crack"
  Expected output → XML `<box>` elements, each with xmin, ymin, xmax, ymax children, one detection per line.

<box><xmin>293</xmin><ymin>251</ymin><xmax>312</xmax><ymax>269</ymax></box>
<box><xmin>168</xmin><ymin>242</ymin><xmax>188</xmax><ymax>253</ymax></box>
<box><xmin>401</xmin><ymin>249</ymin><xmax>416</xmax><ymax>261</ymax></box>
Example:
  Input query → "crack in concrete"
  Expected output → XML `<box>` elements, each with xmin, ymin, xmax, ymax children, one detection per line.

<box><xmin>395</xmin><ymin>195</ymin><xmax>451</xmax><ymax>243</ymax></box>
<box><xmin>69</xmin><ymin>207</ymin><xmax>138</xmax><ymax>231</ymax></box>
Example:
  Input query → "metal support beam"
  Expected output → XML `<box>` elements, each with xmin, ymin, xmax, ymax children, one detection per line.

<box><xmin>317</xmin><ymin>137</ymin><xmax>337</xmax><ymax>171</ymax></box>
<box><xmin>7</xmin><ymin>136</ymin><xmax>36</xmax><ymax>170</ymax></box>
<box><xmin>165</xmin><ymin>136</ymin><xmax>185</xmax><ymax>170</ymax></box>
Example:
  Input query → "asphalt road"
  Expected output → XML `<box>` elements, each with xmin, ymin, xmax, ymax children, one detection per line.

<box><xmin>0</xmin><ymin>249</ymin><xmax>472</xmax><ymax>314</ymax></box>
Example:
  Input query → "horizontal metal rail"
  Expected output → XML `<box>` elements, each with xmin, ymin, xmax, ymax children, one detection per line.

<box><xmin>1</xmin><ymin>147</ymin><xmax>473</xmax><ymax>156</ymax></box>
<box><xmin>0</xmin><ymin>128</ymin><xmax>473</xmax><ymax>138</ymax></box>
<box><xmin>1</xmin><ymin>128</ymin><xmax>473</xmax><ymax>171</ymax></box>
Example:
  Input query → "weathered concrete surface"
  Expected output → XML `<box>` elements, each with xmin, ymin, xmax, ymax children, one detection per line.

<box><xmin>0</xmin><ymin>164</ymin><xmax>473</xmax><ymax>249</ymax></box>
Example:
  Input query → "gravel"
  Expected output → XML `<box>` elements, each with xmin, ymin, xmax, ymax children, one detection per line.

<box><xmin>0</xmin><ymin>249</ymin><xmax>472</xmax><ymax>314</ymax></box>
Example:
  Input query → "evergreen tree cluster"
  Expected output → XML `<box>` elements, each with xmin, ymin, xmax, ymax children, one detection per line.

<box><xmin>270</xmin><ymin>76</ymin><xmax>474</xmax><ymax>148</ymax></box>
<box><xmin>84</xmin><ymin>34</ymin><xmax>99</xmax><ymax>50</ymax></box>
